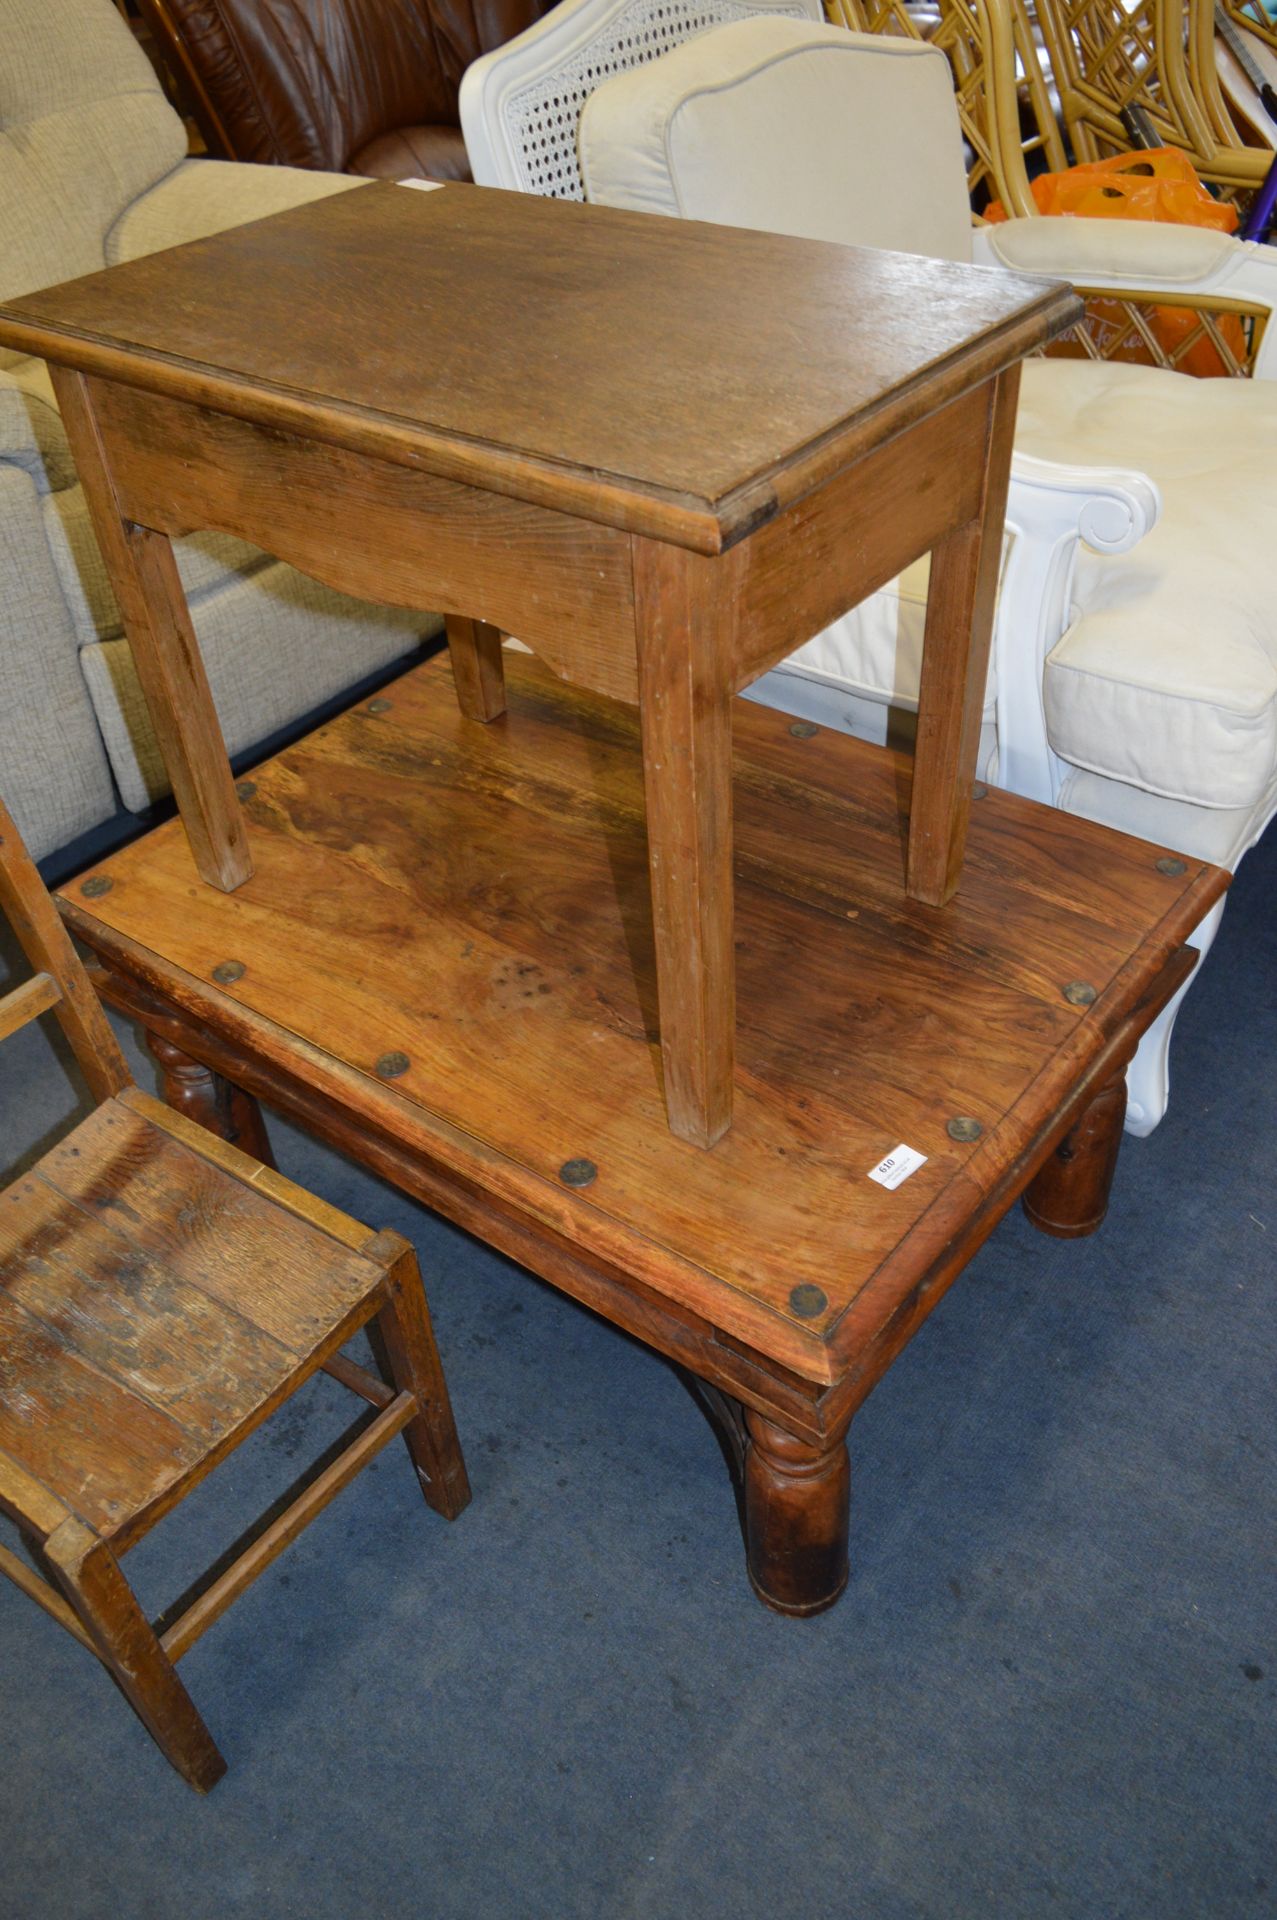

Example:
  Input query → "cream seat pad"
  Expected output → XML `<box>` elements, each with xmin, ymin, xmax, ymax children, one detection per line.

<box><xmin>1019</xmin><ymin>357</ymin><xmax>1277</xmax><ymax>811</ymax></box>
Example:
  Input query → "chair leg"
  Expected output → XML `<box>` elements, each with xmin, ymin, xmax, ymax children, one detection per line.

<box><xmin>366</xmin><ymin>1231</ymin><xmax>472</xmax><ymax>1522</ymax></box>
<box><xmin>44</xmin><ymin>1517</ymin><xmax>227</xmax><ymax>1793</ymax></box>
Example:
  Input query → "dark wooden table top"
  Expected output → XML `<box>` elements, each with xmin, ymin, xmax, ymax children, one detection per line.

<box><xmin>60</xmin><ymin>653</ymin><xmax>1225</xmax><ymax>1386</ymax></box>
<box><xmin>0</xmin><ymin>182</ymin><xmax>1077</xmax><ymax>550</ymax></box>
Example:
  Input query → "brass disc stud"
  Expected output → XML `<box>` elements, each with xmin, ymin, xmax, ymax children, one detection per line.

<box><xmin>559</xmin><ymin>1158</ymin><xmax>597</xmax><ymax>1188</ymax></box>
<box><xmin>1063</xmin><ymin>981</ymin><xmax>1097</xmax><ymax>1007</ymax></box>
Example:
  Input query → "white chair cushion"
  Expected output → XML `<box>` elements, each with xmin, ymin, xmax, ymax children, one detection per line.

<box><xmin>1019</xmin><ymin>357</ymin><xmax>1277</xmax><ymax>812</ymax></box>
<box><xmin>778</xmin><ymin>360</ymin><xmax>1277</xmax><ymax>814</ymax></box>
<box><xmin>579</xmin><ymin>18</ymin><xmax>974</xmax><ymax>261</ymax></box>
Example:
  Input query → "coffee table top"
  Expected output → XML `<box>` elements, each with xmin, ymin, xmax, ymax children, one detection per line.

<box><xmin>61</xmin><ymin>653</ymin><xmax>1224</xmax><ymax>1386</ymax></box>
<box><xmin>0</xmin><ymin>182</ymin><xmax>1077</xmax><ymax>549</ymax></box>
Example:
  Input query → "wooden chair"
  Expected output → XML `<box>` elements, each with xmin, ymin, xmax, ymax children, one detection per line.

<box><xmin>0</xmin><ymin>792</ymin><xmax>470</xmax><ymax>1791</ymax></box>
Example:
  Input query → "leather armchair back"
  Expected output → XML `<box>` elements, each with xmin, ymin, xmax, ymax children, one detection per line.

<box><xmin>140</xmin><ymin>0</ymin><xmax>555</xmax><ymax>180</ymax></box>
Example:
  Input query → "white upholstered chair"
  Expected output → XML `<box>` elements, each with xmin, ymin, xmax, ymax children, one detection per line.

<box><xmin>465</xmin><ymin>4</ymin><xmax>1277</xmax><ymax>1132</ymax></box>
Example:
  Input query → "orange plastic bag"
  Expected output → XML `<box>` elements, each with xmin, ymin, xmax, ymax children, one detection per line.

<box><xmin>986</xmin><ymin>150</ymin><xmax>1244</xmax><ymax>378</ymax></box>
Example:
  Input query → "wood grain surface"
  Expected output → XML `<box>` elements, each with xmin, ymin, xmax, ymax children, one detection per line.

<box><xmin>0</xmin><ymin>1098</ymin><xmax>387</xmax><ymax>1544</ymax></box>
<box><xmin>0</xmin><ymin>183</ymin><xmax>1079</xmax><ymax>551</ymax></box>
<box><xmin>60</xmin><ymin>652</ymin><xmax>1226</xmax><ymax>1384</ymax></box>
<box><xmin>52</xmin><ymin>369</ymin><xmax>252</xmax><ymax>890</ymax></box>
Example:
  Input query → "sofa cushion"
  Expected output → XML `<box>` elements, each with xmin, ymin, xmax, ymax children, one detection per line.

<box><xmin>42</xmin><ymin>483</ymin><xmax>275</xmax><ymax>648</ymax></box>
<box><xmin>1018</xmin><ymin>357</ymin><xmax>1277</xmax><ymax>812</ymax></box>
<box><xmin>0</xmin><ymin>360</ymin><xmax>78</xmax><ymax>495</ymax></box>
<box><xmin>0</xmin><ymin>467</ymin><xmax>117</xmax><ymax>860</ymax></box>
<box><xmin>0</xmin><ymin>0</ymin><xmax>186</xmax><ymax>364</ymax></box>
<box><xmin>79</xmin><ymin>564</ymin><xmax>428</xmax><ymax>812</ymax></box>
<box><xmin>107</xmin><ymin>157</ymin><xmax>367</xmax><ymax>263</ymax></box>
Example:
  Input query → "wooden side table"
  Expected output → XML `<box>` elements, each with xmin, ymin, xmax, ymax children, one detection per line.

<box><xmin>0</xmin><ymin>182</ymin><xmax>1078</xmax><ymax>1145</ymax></box>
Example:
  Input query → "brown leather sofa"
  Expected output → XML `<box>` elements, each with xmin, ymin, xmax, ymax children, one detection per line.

<box><xmin>138</xmin><ymin>0</ymin><xmax>558</xmax><ymax>182</ymax></box>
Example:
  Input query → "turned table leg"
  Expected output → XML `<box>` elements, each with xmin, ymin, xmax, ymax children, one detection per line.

<box><xmin>743</xmin><ymin>1410</ymin><xmax>850</xmax><ymax>1616</ymax></box>
<box><xmin>1023</xmin><ymin>1066</ymin><xmax>1127</xmax><ymax>1238</ymax></box>
<box><xmin>146</xmin><ymin>1031</ymin><xmax>277</xmax><ymax>1167</ymax></box>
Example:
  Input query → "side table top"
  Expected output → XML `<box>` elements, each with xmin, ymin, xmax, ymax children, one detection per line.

<box><xmin>60</xmin><ymin>653</ymin><xmax>1225</xmax><ymax>1386</ymax></box>
<box><xmin>0</xmin><ymin>183</ymin><xmax>1078</xmax><ymax>550</ymax></box>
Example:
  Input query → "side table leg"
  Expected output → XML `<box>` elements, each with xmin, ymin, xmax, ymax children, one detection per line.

<box><xmin>445</xmin><ymin>615</ymin><xmax>507</xmax><ymax>721</ymax></box>
<box><xmin>1023</xmin><ymin>1066</ymin><xmax>1127</xmax><ymax>1239</ymax></box>
<box><xmin>909</xmin><ymin>366</ymin><xmax>1020</xmax><ymax>907</ymax></box>
<box><xmin>744</xmin><ymin>1410</ymin><xmax>850</xmax><ymax>1616</ymax></box>
<box><xmin>146</xmin><ymin>1031</ymin><xmax>277</xmax><ymax>1168</ymax></box>
<box><xmin>633</xmin><ymin>541</ymin><xmax>735</xmax><ymax>1149</ymax></box>
<box><xmin>49</xmin><ymin>368</ymin><xmax>251</xmax><ymax>892</ymax></box>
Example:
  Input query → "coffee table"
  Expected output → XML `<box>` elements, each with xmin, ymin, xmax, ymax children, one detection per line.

<box><xmin>0</xmin><ymin>180</ymin><xmax>1078</xmax><ymax>1146</ymax></box>
<box><xmin>60</xmin><ymin>651</ymin><xmax>1227</xmax><ymax>1614</ymax></box>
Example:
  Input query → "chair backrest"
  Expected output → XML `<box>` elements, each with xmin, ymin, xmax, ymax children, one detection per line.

<box><xmin>0</xmin><ymin>792</ymin><xmax>131</xmax><ymax>1107</ymax></box>
<box><xmin>460</xmin><ymin>0</ymin><xmax>824</xmax><ymax>196</ymax></box>
<box><xmin>578</xmin><ymin>16</ymin><xmax>975</xmax><ymax>259</ymax></box>
<box><xmin>830</xmin><ymin>0</ymin><xmax>1067</xmax><ymax>218</ymax></box>
<box><xmin>0</xmin><ymin>0</ymin><xmax>185</xmax><ymax>356</ymax></box>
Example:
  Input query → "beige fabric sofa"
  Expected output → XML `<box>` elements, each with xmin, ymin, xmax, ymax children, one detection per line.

<box><xmin>1</xmin><ymin>0</ymin><xmax>433</xmax><ymax>862</ymax></box>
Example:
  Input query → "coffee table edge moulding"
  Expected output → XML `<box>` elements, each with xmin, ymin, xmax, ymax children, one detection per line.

<box><xmin>0</xmin><ymin>184</ymin><xmax>1082</xmax><ymax>556</ymax></box>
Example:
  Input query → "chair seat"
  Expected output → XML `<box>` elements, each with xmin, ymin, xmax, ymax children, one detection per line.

<box><xmin>0</xmin><ymin>1095</ymin><xmax>387</xmax><ymax>1542</ymax></box>
<box><xmin>1020</xmin><ymin>357</ymin><xmax>1277</xmax><ymax>813</ymax></box>
<box><xmin>765</xmin><ymin>357</ymin><xmax>1277</xmax><ymax>818</ymax></box>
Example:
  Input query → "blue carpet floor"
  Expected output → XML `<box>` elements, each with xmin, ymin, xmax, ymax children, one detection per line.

<box><xmin>0</xmin><ymin>820</ymin><xmax>1272</xmax><ymax>1920</ymax></box>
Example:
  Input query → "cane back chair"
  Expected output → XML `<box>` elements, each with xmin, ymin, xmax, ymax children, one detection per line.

<box><xmin>0</xmin><ymin>791</ymin><xmax>469</xmax><ymax>1789</ymax></box>
<box><xmin>460</xmin><ymin>0</ymin><xmax>824</xmax><ymax>195</ymax></box>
